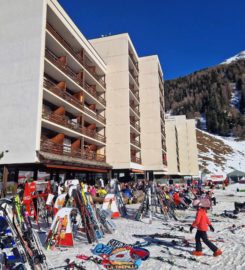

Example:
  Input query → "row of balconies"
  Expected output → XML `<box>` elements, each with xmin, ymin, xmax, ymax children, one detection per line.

<box><xmin>43</xmin><ymin>78</ymin><xmax>106</xmax><ymax>124</ymax></box>
<box><xmin>129</xmin><ymin>51</ymin><xmax>139</xmax><ymax>72</ymax></box>
<box><xmin>130</xmin><ymin>100</ymin><xmax>140</xmax><ymax>117</ymax></box>
<box><xmin>46</xmin><ymin>22</ymin><xmax>106</xmax><ymax>88</ymax></box>
<box><xmin>130</xmin><ymin>117</ymin><xmax>140</xmax><ymax>132</ymax></box>
<box><xmin>40</xmin><ymin>139</ymin><xmax>106</xmax><ymax>162</ymax></box>
<box><xmin>129</xmin><ymin>84</ymin><xmax>140</xmax><ymax>101</ymax></box>
<box><xmin>129</xmin><ymin>68</ymin><xmax>139</xmax><ymax>86</ymax></box>
<box><xmin>42</xmin><ymin>107</ymin><xmax>106</xmax><ymax>143</ymax></box>
<box><xmin>45</xmin><ymin>48</ymin><xmax>106</xmax><ymax>106</ymax></box>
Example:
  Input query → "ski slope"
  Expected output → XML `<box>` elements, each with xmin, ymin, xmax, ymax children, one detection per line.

<box><xmin>197</xmin><ymin>129</ymin><xmax>245</xmax><ymax>174</ymax></box>
<box><xmin>43</xmin><ymin>184</ymin><xmax>245</xmax><ymax>270</ymax></box>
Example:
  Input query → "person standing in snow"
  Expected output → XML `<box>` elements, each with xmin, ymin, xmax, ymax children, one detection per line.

<box><xmin>190</xmin><ymin>205</ymin><xmax>222</xmax><ymax>257</ymax></box>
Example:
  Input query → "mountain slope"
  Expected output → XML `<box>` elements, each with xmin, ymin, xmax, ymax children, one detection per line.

<box><xmin>221</xmin><ymin>51</ymin><xmax>245</xmax><ymax>65</ymax></box>
<box><xmin>164</xmin><ymin>57</ymin><xmax>245</xmax><ymax>138</ymax></box>
<box><xmin>197</xmin><ymin>129</ymin><xmax>245</xmax><ymax>173</ymax></box>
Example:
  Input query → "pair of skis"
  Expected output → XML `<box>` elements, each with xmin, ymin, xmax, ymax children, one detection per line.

<box><xmin>76</xmin><ymin>254</ymin><xmax>139</xmax><ymax>270</ymax></box>
<box><xmin>72</xmin><ymin>189</ymin><xmax>97</xmax><ymax>244</ymax></box>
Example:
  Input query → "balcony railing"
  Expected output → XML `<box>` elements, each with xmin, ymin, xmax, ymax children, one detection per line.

<box><xmin>129</xmin><ymin>51</ymin><xmax>139</xmax><ymax>72</ymax></box>
<box><xmin>41</xmin><ymin>140</ymin><xmax>106</xmax><ymax>162</ymax></box>
<box><xmin>129</xmin><ymin>84</ymin><xmax>139</xmax><ymax>100</ymax></box>
<box><xmin>83</xmin><ymin>105</ymin><xmax>106</xmax><ymax>124</ymax></box>
<box><xmin>130</xmin><ymin>119</ymin><xmax>140</xmax><ymax>132</ymax></box>
<box><xmin>162</xmin><ymin>154</ymin><xmax>167</xmax><ymax>166</ymax></box>
<box><xmin>42</xmin><ymin>109</ymin><xmax>106</xmax><ymax>143</ymax></box>
<box><xmin>131</xmin><ymin>156</ymin><xmax>142</xmax><ymax>164</ymax></box>
<box><xmin>45</xmin><ymin>48</ymin><xmax>106</xmax><ymax>106</ymax></box>
<box><xmin>129</xmin><ymin>69</ymin><xmax>139</xmax><ymax>86</ymax></box>
<box><xmin>46</xmin><ymin>23</ymin><xmax>106</xmax><ymax>88</ymax></box>
<box><xmin>130</xmin><ymin>138</ymin><xmax>141</xmax><ymax>148</ymax></box>
<box><xmin>43</xmin><ymin>78</ymin><xmax>106</xmax><ymax>124</ymax></box>
<box><xmin>130</xmin><ymin>101</ymin><xmax>140</xmax><ymax>116</ymax></box>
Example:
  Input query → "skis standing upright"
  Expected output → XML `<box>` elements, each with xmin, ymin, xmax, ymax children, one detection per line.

<box><xmin>71</xmin><ymin>189</ymin><xmax>97</xmax><ymax>244</ymax></box>
<box><xmin>115</xmin><ymin>182</ymin><xmax>127</xmax><ymax>217</ymax></box>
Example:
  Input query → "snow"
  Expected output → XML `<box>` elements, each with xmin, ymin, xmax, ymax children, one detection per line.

<box><xmin>221</xmin><ymin>51</ymin><xmax>245</xmax><ymax>65</ymax></box>
<box><xmin>42</xmin><ymin>184</ymin><xmax>245</xmax><ymax>270</ymax></box>
<box><xmin>198</xmin><ymin>129</ymin><xmax>245</xmax><ymax>174</ymax></box>
<box><xmin>230</xmin><ymin>83</ymin><xmax>241</xmax><ymax>110</ymax></box>
<box><xmin>197</xmin><ymin>114</ymin><xmax>207</xmax><ymax>130</ymax></box>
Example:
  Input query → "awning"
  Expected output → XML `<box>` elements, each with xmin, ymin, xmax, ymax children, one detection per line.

<box><xmin>131</xmin><ymin>169</ymin><xmax>145</xmax><ymax>174</ymax></box>
<box><xmin>46</xmin><ymin>164</ymin><xmax>108</xmax><ymax>173</ymax></box>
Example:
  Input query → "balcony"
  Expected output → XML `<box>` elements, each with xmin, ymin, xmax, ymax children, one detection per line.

<box><xmin>131</xmin><ymin>156</ymin><xmax>142</xmax><ymax>164</ymax></box>
<box><xmin>43</xmin><ymin>78</ymin><xmax>106</xmax><ymax>124</ymax></box>
<box><xmin>129</xmin><ymin>84</ymin><xmax>139</xmax><ymax>101</ymax></box>
<box><xmin>129</xmin><ymin>69</ymin><xmax>139</xmax><ymax>86</ymax></box>
<box><xmin>162</xmin><ymin>153</ymin><xmax>167</xmax><ymax>166</ymax></box>
<box><xmin>45</xmin><ymin>48</ymin><xmax>106</xmax><ymax>106</ymax></box>
<box><xmin>130</xmin><ymin>138</ymin><xmax>141</xmax><ymax>148</ymax></box>
<box><xmin>46</xmin><ymin>23</ymin><xmax>106</xmax><ymax>88</ymax></box>
<box><xmin>130</xmin><ymin>101</ymin><xmax>140</xmax><ymax>116</ymax></box>
<box><xmin>42</xmin><ymin>109</ymin><xmax>106</xmax><ymax>143</ymax></box>
<box><xmin>130</xmin><ymin>119</ymin><xmax>140</xmax><ymax>132</ymax></box>
<box><xmin>129</xmin><ymin>51</ymin><xmax>139</xmax><ymax>72</ymax></box>
<box><xmin>41</xmin><ymin>140</ymin><xmax>106</xmax><ymax>162</ymax></box>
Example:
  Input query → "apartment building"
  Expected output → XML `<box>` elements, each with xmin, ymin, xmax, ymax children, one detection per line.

<box><xmin>139</xmin><ymin>56</ymin><xmax>167</xmax><ymax>180</ymax></box>
<box><xmin>0</xmin><ymin>0</ymin><xmax>110</xmax><ymax>183</ymax></box>
<box><xmin>90</xmin><ymin>34</ymin><xmax>143</xmax><ymax>180</ymax></box>
<box><xmin>165</xmin><ymin>115</ymin><xmax>199</xmax><ymax>176</ymax></box>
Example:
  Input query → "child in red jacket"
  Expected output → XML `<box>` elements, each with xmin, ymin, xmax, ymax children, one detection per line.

<box><xmin>190</xmin><ymin>207</ymin><xmax>222</xmax><ymax>256</ymax></box>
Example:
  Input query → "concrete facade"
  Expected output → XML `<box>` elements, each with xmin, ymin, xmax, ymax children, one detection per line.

<box><xmin>0</xmin><ymin>0</ymin><xmax>110</xmax><ymax>179</ymax></box>
<box><xmin>165</xmin><ymin>115</ymin><xmax>199</xmax><ymax>176</ymax></box>
<box><xmin>90</xmin><ymin>34</ymin><xmax>143</xmax><ymax>172</ymax></box>
<box><xmin>139</xmin><ymin>56</ymin><xmax>167</xmax><ymax>172</ymax></box>
<box><xmin>0</xmin><ymin>0</ymin><xmax>47</xmax><ymax>164</ymax></box>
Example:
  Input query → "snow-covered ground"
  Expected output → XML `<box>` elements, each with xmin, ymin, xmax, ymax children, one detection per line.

<box><xmin>197</xmin><ymin>129</ymin><xmax>245</xmax><ymax>174</ymax></box>
<box><xmin>221</xmin><ymin>51</ymin><xmax>245</xmax><ymax>65</ymax></box>
<box><xmin>43</xmin><ymin>184</ymin><xmax>245</xmax><ymax>270</ymax></box>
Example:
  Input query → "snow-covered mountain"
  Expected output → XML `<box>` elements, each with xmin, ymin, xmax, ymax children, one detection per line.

<box><xmin>197</xmin><ymin>129</ymin><xmax>245</xmax><ymax>174</ymax></box>
<box><xmin>221</xmin><ymin>51</ymin><xmax>245</xmax><ymax>64</ymax></box>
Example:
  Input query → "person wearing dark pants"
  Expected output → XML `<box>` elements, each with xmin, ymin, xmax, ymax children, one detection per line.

<box><xmin>190</xmin><ymin>206</ymin><xmax>222</xmax><ymax>257</ymax></box>
<box><xmin>195</xmin><ymin>230</ymin><xmax>218</xmax><ymax>253</ymax></box>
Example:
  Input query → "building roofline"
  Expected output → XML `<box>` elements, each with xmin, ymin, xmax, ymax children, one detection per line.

<box><xmin>49</xmin><ymin>0</ymin><xmax>107</xmax><ymax>70</ymax></box>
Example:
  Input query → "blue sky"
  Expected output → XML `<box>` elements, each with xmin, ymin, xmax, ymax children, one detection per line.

<box><xmin>59</xmin><ymin>0</ymin><xmax>245</xmax><ymax>80</ymax></box>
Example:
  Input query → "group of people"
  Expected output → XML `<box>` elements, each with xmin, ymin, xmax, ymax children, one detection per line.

<box><xmin>49</xmin><ymin>177</ymin><xmax>224</xmax><ymax>257</ymax></box>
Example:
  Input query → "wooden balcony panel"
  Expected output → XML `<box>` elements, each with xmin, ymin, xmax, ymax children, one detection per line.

<box><xmin>44</xmin><ymin>78</ymin><xmax>106</xmax><ymax>124</ymax></box>
<box><xmin>42</xmin><ymin>109</ymin><xmax>106</xmax><ymax>143</ymax></box>
<box><xmin>45</xmin><ymin>48</ymin><xmax>106</xmax><ymax>106</ymax></box>
<box><xmin>41</xmin><ymin>140</ymin><xmax>106</xmax><ymax>162</ymax></box>
<box><xmin>46</xmin><ymin>23</ymin><xmax>106</xmax><ymax>88</ymax></box>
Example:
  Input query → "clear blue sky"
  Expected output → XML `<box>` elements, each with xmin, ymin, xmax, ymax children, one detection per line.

<box><xmin>59</xmin><ymin>0</ymin><xmax>245</xmax><ymax>80</ymax></box>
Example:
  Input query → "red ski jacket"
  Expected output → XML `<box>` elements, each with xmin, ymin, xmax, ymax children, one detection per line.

<box><xmin>173</xmin><ymin>192</ymin><xmax>181</xmax><ymax>206</ymax></box>
<box><xmin>192</xmin><ymin>208</ymin><xmax>211</xmax><ymax>231</ymax></box>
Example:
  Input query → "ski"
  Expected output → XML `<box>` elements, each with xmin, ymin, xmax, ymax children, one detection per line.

<box><xmin>132</xmin><ymin>233</ymin><xmax>184</xmax><ymax>239</ymax></box>
<box><xmin>72</xmin><ymin>189</ymin><xmax>97</xmax><ymax>243</ymax></box>
<box><xmin>49</xmin><ymin>259</ymin><xmax>87</xmax><ymax>270</ymax></box>
<box><xmin>151</xmin><ymin>256</ymin><xmax>187</xmax><ymax>269</ymax></box>
<box><xmin>161</xmin><ymin>249</ymin><xmax>210</xmax><ymax>265</ymax></box>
